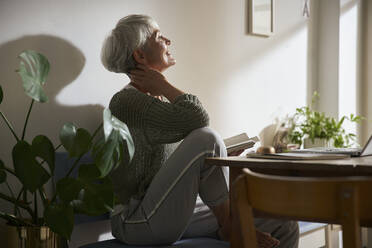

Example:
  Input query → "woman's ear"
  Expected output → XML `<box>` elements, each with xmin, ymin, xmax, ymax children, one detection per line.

<box><xmin>133</xmin><ymin>49</ymin><xmax>146</xmax><ymax>64</ymax></box>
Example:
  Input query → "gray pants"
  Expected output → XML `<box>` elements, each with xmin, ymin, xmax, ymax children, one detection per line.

<box><xmin>183</xmin><ymin>197</ymin><xmax>299</xmax><ymax>248</ymax></box>
<box><xmin>111</xmin><ymin>127</ymin><xmax>299</xmax><ymax>247</ymax></box>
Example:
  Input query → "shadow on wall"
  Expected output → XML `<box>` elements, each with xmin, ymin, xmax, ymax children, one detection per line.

<box><xmin>0</xmin><ymin>35</ymin><xmax>104</xmax><ymax>150</ymax></box>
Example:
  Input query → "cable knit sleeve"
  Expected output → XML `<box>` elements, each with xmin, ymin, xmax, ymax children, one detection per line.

<box><xmin>145</xmin><ymin>93</ymin><xmax>209</xmax><ymax>144</ymax></box>
<box><xmin>109</xmin><ymin>88</ymin><xmax>209</xmax><ymax>144</ymax></box>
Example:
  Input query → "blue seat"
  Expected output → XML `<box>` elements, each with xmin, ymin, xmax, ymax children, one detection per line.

<box><xmin>78</xmin><ymin>222</ymin><xmax>326</xmax><ymax>248</ymax></box>
<box><xmin>55</xmin><ymin>152</ymin><xmax>328</xmax><ymax>248</ymax></box>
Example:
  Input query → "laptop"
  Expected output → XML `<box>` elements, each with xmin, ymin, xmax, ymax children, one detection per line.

<box><xmin>291</xmin><ymin>135</ymin><xmax>372</xmax><ymax>157</ymax></box>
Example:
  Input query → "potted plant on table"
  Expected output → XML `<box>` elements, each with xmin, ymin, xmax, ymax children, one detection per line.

<box><xmin>287</xmin><ymin>92</ymin><xmax>363</xmax><ymax>148</ymax></box>
<box><xmin>0</xmin><ymin>50</ymin><xmax>134</xmax><ymax>247</ymax></box>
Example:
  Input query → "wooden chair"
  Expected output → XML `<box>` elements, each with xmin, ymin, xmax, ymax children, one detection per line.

<box><xmin>232</xmin><ymin>168</ymin><xmax>372</xmax><ymax>248</ymax></box>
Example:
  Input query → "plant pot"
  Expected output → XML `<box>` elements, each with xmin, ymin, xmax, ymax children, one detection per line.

<box><xmin>5</xmin><ymin>225</ymin><xmax>67</xmax><ymax>248</ymax></box>
<box><xmin>2</xmin><ymin>224</ymin><xmax>19</xmax><ymax>248</ymax></box>
<box><xmin>303</xmin><ymin>138</ymin><xmax>332</xmax><ymax>149</ymax></box>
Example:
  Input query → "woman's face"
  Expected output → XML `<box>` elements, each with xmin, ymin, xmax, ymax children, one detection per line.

<box><xmin>142</xmin><ymin>30</ymin><xmax>176</xmax><ymax>72</ymax></box>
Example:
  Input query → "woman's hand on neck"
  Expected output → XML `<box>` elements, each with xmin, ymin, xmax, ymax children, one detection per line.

<box><xmin>129</xmin><ymin>82</ymin><xmax>163</xmax><ymax>100</ymax></box>
<box><xmin>129</xmin><ymin>64</ymin><xmax>184</xmax><ymax>102</ymax></box>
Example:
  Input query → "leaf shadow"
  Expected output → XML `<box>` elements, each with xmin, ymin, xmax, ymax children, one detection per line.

<box><xmin>0</xmin><ymin>35</ymin><xmax>104</xmax><ymax>150</ymax></box>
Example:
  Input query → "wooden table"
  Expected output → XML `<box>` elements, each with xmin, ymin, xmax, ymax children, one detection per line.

<box><xmin>205</xmin><ymin>155</ymin><xmax>372</xmax><ymax>247</ymax></box>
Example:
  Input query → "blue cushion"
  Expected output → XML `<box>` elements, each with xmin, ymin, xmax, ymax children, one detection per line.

<box><xmin>79</xmin><ymin>238</ymin><xmax>229</xmax><ymax>248</ymax></box>
<box><xmin>79</xmin><ymin>223</ymin><xmax>326</xmax><ymax>247</ymax></box>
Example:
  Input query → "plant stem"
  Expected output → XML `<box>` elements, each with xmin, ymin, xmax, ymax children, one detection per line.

<box><xmin>5</xmin><ymin>182</ymin><xmax>21</xmax><ymax>216</ymax></box>
<box><xmin>16</xmin><ymin>188</ymin><xmax>23</xmax><ymax>202</ymax></box>
<box><xmin>22</xmin><ymin>190</ymin><xmax>32</xmax><ymax>218</ymax></box>
<box><xmin>15</xmin><ymin>189</ymin><xmax>24</xmax><ymax>219</ymax></box>
<box><xmin>54</xmin><ymin>143</ymin><xmax>62</xmax><ymax>151</ymax></box>
<box><xmin>0</xmin><ymin>191</ymin><xmax>34</xmax><ymax>217</ymax></box>
<box><xmin>50</xmin><ymin>154</ymin><xmax>84</xmax><ymax>204</ymax></box>
<box><xmin>34</xmin><ymin>192</ymin><xmax>38</xmax><ymax>225</ymax></box>
<box><xmin>21</xmin><ymin>99</ymin><xmax>35</xmax><ymax>141</ymax></box>
<box><xmin>0</xmin><ymin>110</ymin><xmax>20</xmax><ymax>142</ymax></box>
<box><xmin>4</xmin><ymin>166</ymin><xmax>16</xmax><ymax>177</ymax></box>
<box><xmin>6</xmin><ymin>182</ymin><xmax>15</xmax><ymax>198</ymax></box>
<box><xmin>65</xmin><ymin>155</ymin><xmax>83</xmax><ymax>179</ymax></box>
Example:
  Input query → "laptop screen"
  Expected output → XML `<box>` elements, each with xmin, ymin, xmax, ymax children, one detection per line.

<box><xmin>361</xmin><ymin>135</ymin><xmax>372</xmax><ymax>156</ymax></box>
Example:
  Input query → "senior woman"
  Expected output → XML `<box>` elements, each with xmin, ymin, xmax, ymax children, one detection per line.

<box><xmin>101</xmin><ymin>14</ymin><xmax>299</xmax><ymax>248</ymax></box>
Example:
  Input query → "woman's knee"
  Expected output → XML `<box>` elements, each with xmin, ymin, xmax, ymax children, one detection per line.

<box><xmin>187</xmin><ymin>127</ymin><xmax>224</xmax><ymax>148</ymax></box>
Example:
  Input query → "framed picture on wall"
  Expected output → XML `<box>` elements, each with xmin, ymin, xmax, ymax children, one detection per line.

<box><xmin>248</xmin><ymin>0</ymin><xmax>275</xmax><ymax>37</ymax></box>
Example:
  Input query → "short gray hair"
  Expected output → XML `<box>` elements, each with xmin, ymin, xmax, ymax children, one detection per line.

<box><xmin>101</xmin><ymin>14</ymin><xmax>159</xmax><ymax>74</ymax></box>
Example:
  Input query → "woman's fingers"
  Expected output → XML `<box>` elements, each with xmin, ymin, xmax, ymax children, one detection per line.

<box><xmin>228</xmin><ymin>149</ymin><xmax>245</xmax><ymax>156</ymax></box>
<box><xmin>131</xmin><ymin>76</ymin><xmax>143</xmax><ymax>83</ymax></box>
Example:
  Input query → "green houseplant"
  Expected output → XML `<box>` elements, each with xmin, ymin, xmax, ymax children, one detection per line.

<box><xmin>287</xmin><ymin>92</ymin><xmax>363</xmax><ymax>148</ymax></box>
<box><xmin>0</xmin><ymin>50</ymin><xmax>134</xmax><ymax>243</ymax></box>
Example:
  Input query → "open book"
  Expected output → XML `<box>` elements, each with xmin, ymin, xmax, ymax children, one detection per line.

<box><xmin>224</xmin><ymin>133</ymin><xmax>259</xmax><ymax>154</ymax></box>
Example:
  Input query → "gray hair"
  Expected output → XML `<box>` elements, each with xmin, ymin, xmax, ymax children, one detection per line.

<box><xmin>101</xmin><ymin>14</ymin><xmax>159</xmax><ymax>74</ymax></box>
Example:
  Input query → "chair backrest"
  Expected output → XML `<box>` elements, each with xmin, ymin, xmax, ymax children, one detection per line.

<box><xmin>232</xmin><ymin>168</ymin><xmax>372</xmax><ymax>248</ymax></box>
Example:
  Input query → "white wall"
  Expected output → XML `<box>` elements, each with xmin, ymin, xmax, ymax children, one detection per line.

<box><xmin>339</xmin><ymin>0</ymin><xmax>358</xmax><ymax>139</ymax></box>
<box><xmin>365</xmin><ymin>0</ymin><xmax>372</xmax><ymax>140</ymax></box>
<box><xmin>0</xmin><ymin>0</ymin><xmax>308</xmax><ymax>160</ymax></box>
<box><xmin>0</xmin><ymin>0</ymin><xmax>309</xmax><ymax>246</ymax></box>
<box><xmin>316</xmin><ymin>0</ymin><xmax>340</xmax><ymax>117</ymax></box>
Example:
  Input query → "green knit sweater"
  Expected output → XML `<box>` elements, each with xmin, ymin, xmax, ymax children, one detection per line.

<box><xmin>108</xmin><ymin>86</ymin><xmax>209</xmax><ymax>205</ymax></box>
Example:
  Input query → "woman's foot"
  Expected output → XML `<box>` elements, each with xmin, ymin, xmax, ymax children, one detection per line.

<box><xmin>218</xmin><ymin>225</ymin><xmax>279</xmax><ymax>248</ymax></box>
<box><xmin>256</xmin><ymin>230</ymin><xmax>280</xmax><ymax>248</ymax></box>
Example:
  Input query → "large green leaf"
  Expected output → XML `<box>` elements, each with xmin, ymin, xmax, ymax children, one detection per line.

<box><xmin>59</xmin><ymin>123</ymin><xmax>75</xmax><ymax>152</ymax></box>
<box><xmin>0</xmin><ymin>85</ymin><xmax>3</xmax><ymax>104</ymax></box>
<box><xmin>103</xmin><ymin>108</ymin><xmax>134</xmax><ymax>160</ymax></box>
<box><xmin>78</xmin><ymin>163</ymin><xmax>101</xmax><ymax>181</ymax></box>
<box><xmin>93</xmin><ymin>108</ymin><xmax>134</xmax><ymax>177</ymax></box>
<box><xmin>60</xmin><ymin>123</ymin><xmax>92</xmax><ymax>157</ymax></box>
<box><xmin>56</xmin><ymin>178</ymin><xmax>83</xmax><ymax>202</ymax></box>
<box><xmin>72</xmin><ymin>178</ymin><xmax>114</xmax><ymax>216</ymax></box>
<box><xmin>12</xmin><ymin>141</ymin><xmax>50</xmax><ymax>192</ymax></box>
<box><xmin>16</xmin><ymin>50</ymin><xmax>50</xmax><ymax>103</ymax></box>
<box><xmin>44</xmin><ymin>203</ymin><xmax>74</xmax><ymax>240</ymax></box>
<box><xmin>32</xmin><ymin>135</ymin><xmax>55</xmax><ymax>175</ymax></box>
<box><xmin>93</xmin><ymin>130</ymin><xmax>123</xmax><ymax>177</ymax></box>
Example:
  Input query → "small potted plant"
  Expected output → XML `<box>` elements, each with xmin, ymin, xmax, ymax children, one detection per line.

<box><xmin>287</xmin><ymin>92</ymin><xmax>363</xmax><ymax>148</ymax></box>
<box><xmin>0</xmin><ymin>50</ymin><xmax>134</xmax><ymax>247</ymax></box>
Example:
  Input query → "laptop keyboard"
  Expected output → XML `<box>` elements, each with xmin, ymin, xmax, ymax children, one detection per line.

<box><xmin>308</xmin><ymin>147</ymin><xmax>360</xmax><ymax>152</ymax></box>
